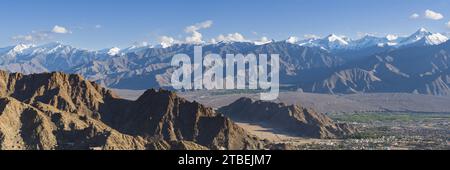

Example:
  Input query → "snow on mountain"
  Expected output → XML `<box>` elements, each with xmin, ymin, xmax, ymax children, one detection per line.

<box><xmin>0</xmin><ymin>44</ymin><xmax>35</xmax><ymax>64</ymax></box>
<box><xmin>95</xmin><ymin>47</ymin><xmax>121</xmax><ymax>56</ymax></box>
<box><xmin>327</xmin><ymin>34</ymin><xmax>349</xmax><ymax>45</ymax></box>
<box><xmin>300</xmin><ymin>34</ymin><xmax>349</xmax><ymax>50</ymax></box>
<box><xmin>0</xmin><ymin>44</ymin><xmax>34</xmax><ymax>56</ymax></box>
<box><xmin>11</xmin><ymin>44</ymin><xmax>34</xmax><ymax>53</ymax></box>
<box><xmin>1</xmin><ymin>32</ymin><xmax>450</xmax><ymax>96</ymax></box>
<box><xmin>0</xmin><ymin>42</ymin><xmax>94</xmax><ymax>73</ymax></box>
<box><xmin>295</xmin><ymin>28</ymin><xmax>448</xmax><ymax>50</ymax></box>
<box><xmin>0</xmin><ymin>27</ymin><xmax>448</xmax><ymax>62</ymax></box>
<box><xmin>121</xmin><ymin>42</ymin><xmax>152</xmax><ymax>54</ymax></box>
<box><xmin>298</xmin><ymin>37</ymin><xmax>317</xmax><ymax>45</ymax></box>
<box><xmin>422</xmin><ymin>33</ymin><xmax>448</xmax><ymax>45</ymax></box>
<box><xmin>348</xmin><ymin>35</ymin><xmax>387</xmax><ymax>49</ymax></box>
<box><xmin>254</xmin><ymin>37</ymin><xmax>272</xmax><ymax>45</ymax></box>
<box><xmin>398</xmin><ymin>28</ymin><xmax>448</xmax><ymax>47</ymax></box>
<box><xmin>22</xmin><ymin>42</ymin><xmax>77</xmax><ymax>56</ymax></box>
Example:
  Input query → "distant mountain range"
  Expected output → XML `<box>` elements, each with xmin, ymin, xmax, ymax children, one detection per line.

<box><xmin>298</xmin><ymin>28</ymin><xmax>448</xmax><ymax>50</ymax></box>
<box><xmin>1</xmin><ymin>28</ymin><xmax>450</xmax><ymax>96</ymax></box>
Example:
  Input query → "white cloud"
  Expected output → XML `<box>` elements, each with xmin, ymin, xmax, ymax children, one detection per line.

<box><xmin>95</xmin><ymin>24</ymin><xmax>102</xmax><ymax>29</ymax></box>
<box><xmin>410</xmin><ymin>13</ymin><xmax>420</xmax><ymax>19</ymax></box>
<box><xmin>184</xmin><ymin>20</ymin><xmax>213</xmax><ymax>44</ymax></box>
<box><xmin>107</xmin><ymin>47</ymin><xmax>121</xmax><ymax>56</ymax></box>
<box><xmin>286</xmin><ymin>36</ymin><xmax>299</xmax><ymax>43</ymax></box>
<box><xmin>424</xmin><ymin>9</ymin><xmax>443</xmax><ymax>20</ymax></box>
<box><xmin>303</xmin><ymin>34</ymin><xmax>320</xmax><ymax>39</ymax></box>
<box><xmin>185</xmin><ymin>31</ymin><xmax>203</xmax><ymax>44</ymax></box>
<box><xmin>11</xmin><ymin>25</ymin><xmax>71</xmax><ymax>43</ymax></box>
<box><xmin>11</xmin><ymin>35</ymin><xmax>34</xmax><ymax>41</ymax></box>
<box><xmin>159</xmin><ymin>36</ymin><xmax>180</xmax><ymax>48</ymax></box>
<box><xmin>356</xmin><ymin>32</ymin><xmax>378</xmax><ymax>38</ymax></box>
<box><xmin>52</xmin><ymin>25</ymin><xmax>70</xmax><ymax>34</ymax></box>
<box><xmin>11</xmin><ymin>31</ymin><xmax>51</xmax><ymax>43</ymax></box>
<box><xmin>211</xmin><ymin>33</ymin><xmax>247</xmax><ymax>43</ymax></box>
<box><xmin>132</xmin><ymin>41</ymin><xmax>149</xmax><ymax>47</ymax></box>
<box><xmin>185</xmin><ymin>20</ymin><xmax>212</xmax><ymax>33</ymax></box>
<box><xmin>386</xmin><ymin>34</ymin><xmax>398</xmax><ymax>41</ymax></box>
<box><xmin>446</xmin><ymin>21</ymin><xmax>450</xmax><ymax>29</ymax></box>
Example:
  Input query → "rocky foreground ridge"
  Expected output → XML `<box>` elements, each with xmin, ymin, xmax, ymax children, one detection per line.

<box><xmin>0</xmin><ymin>70</ymin><xmax>354</xmax><ymax>150</ymax></box>
<box><xmin>0</xmin><ymin>70</ymin><xmax>262</xmax><ymax>150</ymax></box>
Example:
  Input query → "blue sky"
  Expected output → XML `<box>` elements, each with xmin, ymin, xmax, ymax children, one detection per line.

<box><xmin>1</xmin><ymin>0</ymin><xmax>450</xmax><ymax>50</ymax></box>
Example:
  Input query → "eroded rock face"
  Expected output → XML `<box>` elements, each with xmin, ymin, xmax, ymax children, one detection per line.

<box><xmin>219</xmin><ymin>97</ymin><xmax>355</xmax><ymax>139</ymax></box>
<box><xmin>0</xmin><ymin>70</ymin><xmax>262</xmax><ymax>150</ymax></box>
<box><xmin>0</xmin><ymin>70</ymin><xmax>115</xmax><ymax>115</ymax></box>
<box><xmin>101</xmin><ymin>89</ymin><xmax>263</xmax><ymax>150</ymax></box>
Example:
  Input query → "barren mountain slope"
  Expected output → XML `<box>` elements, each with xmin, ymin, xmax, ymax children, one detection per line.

<box><xmin>0</xmin><ymin>70</ymin><xmax>262</xmax><ymax>150</ymax></box>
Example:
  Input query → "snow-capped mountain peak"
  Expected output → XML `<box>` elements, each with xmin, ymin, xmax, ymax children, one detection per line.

<box><xmin>11</xmin><ymin>44</ymin><xmax>34</xmax><ymax>53</ymax></box>
<box><xmin>295</xmin><ymin>28</ymin><xmax>449</xmax><ymax>50</ymax></box>
<box><xmin>410</xmin><ymin>28</ymin><xmax>432</xmax><ymax>40</ymax></box>
<box><xmin>326</xmin><ymin>34</ymin><xmax>349</xmax><ymax>45</ymax></box>
<box><xmin>312</xmin><ymin>34</ymin><xmax>350</xmax><ymax>50</ymax></box>
<box><xmin>122</xmin><ymin>45</ymin><xmax>152</xmax><ymax>54</ymax></box>
<box><xmin>0</xmin><ymin>44</ymin><xmax>35</xmax><ymax>64</ymax></box>
<box><xmin>298</xmin><ymin>34</ymin><xmax>350</xmax><ymax>50</ymax></box>
<box><xmin>399</xmin><ymin>28</ymin><xmax>448</xmax><ymax>47</ymax></box>
<box><xmin>0</xmin><ymin>43</ymin><xmax>35</xmax><ymax>56</ymax></box>
<box><xmin>1</xmin><ymin>27</ymin><xmax>448</xmax><ymax>59</ymax></box>
<box><xmin>28</xmin><ymin>42</ymin><xmax>74</xmax><ymax>55</ymax></box>
<box><xmin>417</xmin><ymin>27</ymin><xmax>428</xmax><ymax>33</ymax></box>
<box><xmin>348</xmin><ymin>35</ymin><xmax>386</xmax><ymax>49</ymax></box>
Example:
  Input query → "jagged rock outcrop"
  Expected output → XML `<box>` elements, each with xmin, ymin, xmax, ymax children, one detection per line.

<box><xmin>0</xmin><ymin>96</ymin><xmax>152</xmax><ymax>150</ymax></box>
<box><xmin>100</xmin><ymin>89</ymin><xmax>262</xmax><ymax>150</ymax></box>
<box><xmin>0</xmin><ymin>70</ymin><xmax>262</xmax><ymax>150</ymax></box>
<box><xmin>219</xmin><ymin>97</ymin><xmax>355</xmax><ymax>138</ymax></box>
<box><xmin>0</xmin><ymin>70</ymin><xmax>114</xmax><ymax>115</ymax></box>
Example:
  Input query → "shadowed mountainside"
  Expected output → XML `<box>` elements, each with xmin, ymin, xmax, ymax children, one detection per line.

<box><xmin>1</xmin><ymin>38</ymin><xmax>450</xmax><ymax>96</ymax></box>
<box><xmin>219</xmin><ymin>97</ymin><xmax>355</xmax><ymax>138</ymax></box>
<box><xmin>0</xmin><ymin>70</ymin><xmax>262</xmax><ymax>150</ymax></box>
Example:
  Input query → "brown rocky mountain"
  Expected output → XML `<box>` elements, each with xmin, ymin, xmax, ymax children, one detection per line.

<box><xmin>0</xmin><ymin>70</ymin><xmax>262</xmax><ymax>150</ymax></box>
<box><xmin>313</xmin><ymin>68</ymin><xmax>381</xmax><ymax>94</ymax></box>
<box><xmin>218</xmin><ymin>97</ymin><xmax>355</xmax><ymax>138</ymax></box>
